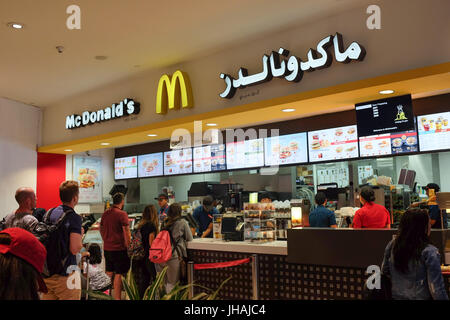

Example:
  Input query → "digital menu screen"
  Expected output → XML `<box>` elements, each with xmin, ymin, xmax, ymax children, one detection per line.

<box><xmin>418</xmin><ymin>112</ymin><xmax>450</xmax><ymax>152</ymax></box>
<box><xmin>226</xmin><ymin>138</ymin><xmax>264</xmax><ymax>170</ymax></box>
<box><xmin>264</xmin><ymin>133</ymin><xmax>308</xmax><ymax>166</ymax></box>
<box><xmin>114</xmin><ymin>156</ymin><xmax>138</xmax><ymax>180</ymax></box>
<box><xmin>164</xmin><ymin>148</ymin><xmax>193</xmax><ymax>175</ymax></box>
<box><xmin>138</xmin><ymin>153</ymin><xmax>163</xmax><ymax>178</ymax></box>
<box><xmin>308</xmin><ymin>125</ymin><xmax>359</xmax><ymax>162</ymax></box>
<box><xmin>355</xmin><ymin>94</ymin><xmax>415</xmax><ymax>137</ymax></box>
<box><xmin>193</xmin><ymin>144</ymin><xmax>226</xmax><ymax>173</ymax></box>
<box><xmin>356</xmin><ymin>94</ymin><xmax>418</xmax><ymax>157</ymax></box>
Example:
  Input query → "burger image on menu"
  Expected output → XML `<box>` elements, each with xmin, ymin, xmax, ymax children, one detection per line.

<box><xmin>311</xmin><ymin>140</ymin><xmax>321</xmax><ymax>150</ymax></box>
<box><xmin>279</xmin><ymin>147</ymin><xmax>291</xmax><ymax>159</ymax></box>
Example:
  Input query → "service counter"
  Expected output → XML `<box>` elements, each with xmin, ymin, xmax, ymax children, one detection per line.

<box><xmin>187</xmin><ymin>229</ymin><xmax>450</xmax><ymax>300</ymax></box>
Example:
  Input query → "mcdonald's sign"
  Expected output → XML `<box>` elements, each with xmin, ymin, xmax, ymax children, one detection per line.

<box><xmin>156</xmin><ymin>70</ymin><xmax>193</xmax><ymax>114</ymax></box>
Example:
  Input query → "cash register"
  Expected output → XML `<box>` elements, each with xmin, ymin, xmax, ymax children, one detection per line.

<box><xmin>221</xmin><ymin>213</ymin><xmax>244</xmax><ymax>241</ymax></box>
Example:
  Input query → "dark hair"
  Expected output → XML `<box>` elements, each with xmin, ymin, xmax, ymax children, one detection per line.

<box><xmin>426</xmin><ymin>183</ymin><xmax>440</xmax><ymax>193</ymax></box>
<box><xmin>59</xmin><ymin>180</ymin><xmax>79</xmax><ymax>203</ymax></box>
<box><xmin>88</xmin><ymin>243</ymin><xmax>102</xmax><ymax>265</ymax></box>
<box><xmin>139</xmin><ymin>204</ymin><xmax>159</xmax><ymax>234</ymax></box>
<box><xmin>0</xmin><ymin>234</ymin><xmax>40</xmax><ymax>300</ymax></box>
<box><xmin>315</xmin><ymin>192</ymin><xmax>327</xmax><ymax>206</ymax></box>
<box><xmin>392</xmin><ymin>209</ymin><xmax>430</xmax><ymax>274</ymax></box>
<box><xmin>112</xmin><ymin>193</ymin><xmax>124</xmax><ymax>205</ymax></box>
<box><xmin>360</xmin><ymin>186</ymin><xmax>375</xmax><ymax>203</ymax></box>
<box><xmin>164</xmin><ymin>203</ymin><xmax>182</xmax><ymax>228</ymax></box>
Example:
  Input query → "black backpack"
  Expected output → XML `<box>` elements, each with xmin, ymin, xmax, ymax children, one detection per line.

<box><xmin>0</xmin><ymin>217</ymin><xmax>6</xmax><ymax>231</ymax></box>
<box><xmin>33</xmin><ymin>207</ymin><xmax>74</xmax><ymax>277</ymax></box>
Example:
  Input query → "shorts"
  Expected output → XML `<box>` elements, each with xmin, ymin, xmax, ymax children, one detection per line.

<box><xmin>104</xmin><ymin>250</ymin><xmax>130</xmax><ymax>275</ymax></box>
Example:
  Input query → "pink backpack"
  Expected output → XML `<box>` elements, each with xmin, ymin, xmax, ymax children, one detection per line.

<box><xmin>149</xmin><ymin>229</ymin><xmax>178</xmax><ymax>264</ymax></box>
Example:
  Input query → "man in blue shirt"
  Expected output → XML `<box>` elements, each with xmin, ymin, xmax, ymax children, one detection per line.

<box><xmin>309</xmin><ymin>192</ymin><xmax>337</xmax><ymax>228</ymax></box>
<box><xmin>425</xmin><ymin>183</ymin><xmax>448</xmax><ymax>229</ymax></box>
<box><xmin>193</xmin><ymin>196</ymin><xmax>219</xmax><ymax>238</ymax></box>
<box><xmin>155</xmin><ymin>193</ymin><xmax>169</xmax><ymax>224</ymax></box>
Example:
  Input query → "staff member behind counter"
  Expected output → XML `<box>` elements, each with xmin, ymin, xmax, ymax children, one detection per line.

<box><xmin>411</xmin><ymin>183</ymin><xmax>448</xmax><ymax>229</ymax></box>
<box><xmin>309</xmin><ymin>192</ymin><xmax>337</xmax><ymax>228</ymax></box>
<box><xmin>193</xmin><ymin>196</ymin><xmax>219</xmax><ymax>238</ymax></box>
<box><xmin>352</xmin><ymin>186</ymin><xmax>391</xmax><ymax>229</ymax></box>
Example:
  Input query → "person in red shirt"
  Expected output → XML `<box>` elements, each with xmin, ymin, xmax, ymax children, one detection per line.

<box><xmin>100</xmin><ymin>192</ymin><xmax>131</xmax><ymax>300</ymax></box>
<box><xmin>353</xmin><ymin>186</ymin><xmax>391</xmax><ymax>229</ymax></box>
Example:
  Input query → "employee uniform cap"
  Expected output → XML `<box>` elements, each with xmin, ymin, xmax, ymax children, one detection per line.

<box><xmin>0</xmin><ymin>228</ymin><xmax>48</xmax><ymax>293</ymax></box>
<box><xmin>155</xmin><ymin>193</ymin><xmax>168</xmax><ymax>200</ymax></box>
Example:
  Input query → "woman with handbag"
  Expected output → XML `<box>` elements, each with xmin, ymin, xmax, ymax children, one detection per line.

<box><xmin>381</xmin><ymin>208</ymin><xmax>448</xmax><ymax>300</ymax></box>
<box><xmin>131</xmin><ymin>205</ymin><xmax>159</xmax><ymax>298</ymax></box>
<box><xmin>155</xmin><ymin>203</ymin><xmax>193</xmax><ymax>292</ymax></box>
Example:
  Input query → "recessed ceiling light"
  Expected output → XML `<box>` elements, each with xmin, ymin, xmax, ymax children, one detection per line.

<box><xmin>100</xmin><ymin>142</ymin><xmax>110</xmax><ymax>146</ymax></box>
<box><xmin>147</xmin><ymin>134</ymin><xmax>158</xmax><ymax>137</ymax></box>
<box><xmin>379</xmin><ymin>90</ymin><xmax>394</xmax><ymax>95</ymax></box>
<box><xmin>282</xmin><ymin>108</ymin><xmax>296</xmax><ymax>112</ymax></box>
<box><xmin>206</xmin><ymin>123</ymin><xmax>217</xmax><ymax>127</ymax></box>
<box><xmin>7</xmin><ymin>22</ymin><xmax>24</xmax><ymax>29</ymax></box>
<box><xmin>95</xmin><ymin>56</ymin><xmax>108</xmax><ymax>61</ymax></box>
<box><xmin>64</xmin><ymin>149</ymin><xmax>72</xmax><ymax>152</ymax></box>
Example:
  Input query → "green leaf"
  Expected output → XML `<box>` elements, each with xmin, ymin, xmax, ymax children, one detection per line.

<box><xmin>147</xmin><ymin>266</ymin><xmax>168</xmax><ymax>300</ymax></box>
<box><xmin>191</xmin><ymin>292</ymin><xmax>208</xmax><ymax>300</ymax></box>
<box><xmin>84</xmin><ymin>290</ymin><xmax>114</xmax><ymax>300</ymax></box>
<box><xmin>207</xmin><ymin>276</ymin><xmax>232</xmax><ymax>300</ymax></box>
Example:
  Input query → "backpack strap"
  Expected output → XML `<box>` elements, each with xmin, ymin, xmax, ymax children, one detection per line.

<box><xmin>43</xmin><ymin>206</ymin><xmax>74</xmax><ymax>226</ymax></box>
<box><xmin>164</xmin><ymin>222</ymin><xmax>182</xmax><ymax>255</ymax></box>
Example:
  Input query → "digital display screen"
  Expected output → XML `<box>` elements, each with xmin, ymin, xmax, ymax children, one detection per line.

<box><xmin>226</xmin><ymin>138</ymin><xmax>264</xmax><ymax>170</ymax></box>
<box><xmin>308</xmin><ymin>125</ymin><xmax>359</xmax><ymax>162</ymax></box>
<box><xmin>418</xmin><ymin>112</ymin><xmax>450</xmax><ymax>152</ymax></box>
<box><xmin>193</xmin><ymin>144</ymin><xmax>226</xmax><ymax>173</ymax></box>
<box><xmin>137</xmin><ymin>153</ymin><xmax>163</xmax><ymax>178</ymax></box>
<box><xmin>356</xmin><ymin>94</ymin><xmax>418</xmax><ymax>157</ymax></box>
<box><xmin>114</xmin><ymin>156</ymin><xmax>138</xmax><ymax>180</ymax></box>
<box><xmin>355</xmin><ymin>94</ymin><xmax>415</xmax><ymax>137</ymax></box>
<box><xmin>264</xmin><ymin>133</ymin><xmax>308</xmax><ymax>166</ymax></box>
<box><xmin>163</xmin><ymin>148</ymin><xmax>193</xmax><ymax>175</ymax></box>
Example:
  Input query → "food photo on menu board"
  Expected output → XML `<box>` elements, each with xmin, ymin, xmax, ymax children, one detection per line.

<box><xmin>264</xmin><ymin>132</ymin><xmax>308</xmax><ymax>166</ymax></box>
<box><xmin>114</xmin><ymin>156</ymin><xmax>137</xmax><ymax>180</ymax></box>
<box><xmin>308</xmin><ymin>125</ymin><xmax>359</xmax><ymax>162</ymax></box>
<box><xmin>226</xmin><ymin>138</ymin><xmax>264</xmax><ymax>170</ymax></box>
<box><xmin>418</xmin><ymin>112</ymin><xmax>450</xmax><ymax>152</ymax></box>
<box><xmin>164</xmin><ymin>148</ymin><xmax>193</xmax><ymax>175</ymax></box>
<box><xmin>138</xmin><ymin>153</ymin><xmax>163</xmax><ymax>177</ymax></box>
<box><xmin>356</xmin><ymin>94</ymin><xmax>418</xmax><ymax>157</ymax></box>
<box><xmin>74</xmin><ymin>156</ymin><xmax>102</xmax><ymax>203</ymax></box>
<box><xmin>193</xmin><ymin>144</ymin><xmax>226</xmax><ymax>173</ymax></box>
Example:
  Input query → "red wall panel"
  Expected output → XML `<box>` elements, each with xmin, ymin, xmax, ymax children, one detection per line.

<box><xmin>36</xmin><ymin>152</ymin><xmax>66</xmax><ymax>210</ymax></box>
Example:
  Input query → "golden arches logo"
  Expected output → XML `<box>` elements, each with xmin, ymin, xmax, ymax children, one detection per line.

<box><xmin>156</xmin><ymin>70</ymin><xmax>193</xmax><ymax>114</ymax></box>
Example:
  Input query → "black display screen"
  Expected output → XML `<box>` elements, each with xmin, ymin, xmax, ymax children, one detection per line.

<box><xmin>355</xmin><ymin>94</ymin><xmax>415</xmax><ymax>137</ymax></box>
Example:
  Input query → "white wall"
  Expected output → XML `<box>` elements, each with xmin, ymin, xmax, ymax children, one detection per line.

<box><xmin>0</xmin><ymin>98</ymin><xmax>41</xmax><ymax>217</ymax></box>
<box><xmin>439</xmin><ymin>152</ymin><xmax>450</xmax><ymax>193</ymax></box>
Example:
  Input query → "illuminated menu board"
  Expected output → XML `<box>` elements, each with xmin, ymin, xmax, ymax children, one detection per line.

<box><xmin>138</xmin><ymin>153</ymin><xmax>163</xmax><ymax>178</ymax></box>
<box><xmin>114</xmin><ymin>156</ymin><xmax>138</xmax><ymax>180</ymax></box>
<box><xmin>418</xmin><ymin>112</ymin><xmax>450</xmax><ymax>152</ymax></box>
<box><xmin>264</xmin><ymin>133</ymin><xmax>308</xmax><ymax>166</ymax></box>
<box><xmin>226</xmin><ymin>139</ymin><xmax>264</xmax><ymax>170</ymax></box>
<box><xmin>356</xmin><ymin>94</ymin><xmax>418</xmax><ymax>157</ymax></box>
<box><xmin>308</xmin><ymin>125</ymin><xmax>359</xmax><ymax>162</ymax></box>
<box><xmin>193</xmin><ymin>144</ymin><xmax>226</xmax><ymax>173</ymax></box>
<box><xmin>164</xmin><ymin>148</ymin><xmax>193</xmax><ymax>175</ymax></box>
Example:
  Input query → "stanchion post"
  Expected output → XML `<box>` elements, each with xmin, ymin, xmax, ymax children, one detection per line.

<box><xmin>187</xmin><ymin>261</ymin><xmax>194</xmax><ymax>299</ymax></box>
<box><xmin>251</xmin><ymin>254</ymin><xmax>260</xmax><ymax>300</ymax></box>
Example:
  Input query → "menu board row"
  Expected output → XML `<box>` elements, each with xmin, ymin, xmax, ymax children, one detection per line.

<box><xmin>418</xmin><ymin>112</ymin><xmax>450</xmax><ymax>152</ymax></box>
<box><xmin>193</xmin><ymin>144</ymin><xmax>226</xmax><ymax>173</ymax></box>
<box><xmin>115</xmin><ymin>156</ymin><xmax>138</xmax><ymax>180</ymax></box>
<box><xmin>164</xmin><ymin>148</ymin><xmax>193</xmax><ymax>175</ymax></box>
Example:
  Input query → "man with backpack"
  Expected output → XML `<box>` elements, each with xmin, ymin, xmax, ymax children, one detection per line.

<box><xmin>41</xmin><ymin>180</ymin><xmax>83</xmax><ymax>300</ymax></box>
<box><xmin>3</xmin><ymin>187</ymin><xmax>39</xmax><ymax>232</ymax></box>
<box><xmin>100</xmin><ymin>192</ymin><xmax>131</xmax><ymax>300</ymax></box>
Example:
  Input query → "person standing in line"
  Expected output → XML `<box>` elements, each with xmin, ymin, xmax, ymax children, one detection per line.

<box><xmin>132</xmin><ymin>204</ymin><xmax>159</xmax><ymax>298</ymax></box>
<box><xmin>155</xmin><ymin>203</ymin><xmax>193</xmax><ymax>292</ymax></box>
<box><xmin>192</xmin><ymin>196</ymin><xmax>219</xmax><ymax>238</ymax></box>
<box><xmin>309</xmin><ymin>192</ymin><xmax>337</xmax><ymax>228</ymax></box>
<box><xmin>100</xmin><ymin>193</ymin><xmax>131</xmax><ymax>300</ymax></box>
<box><xmin>41</xmin><ymin>180</ymin><xmax>83</xmax><ymax>300</ymax></box>
<box><xmin>4</xmin><ymin>187</ymin><xmax>39</xmax><ymax>232</ymax></box>
<box><xmin>412</xmin><ymin>183</ymin><xmax>447</xmax><ymax>229</ymax></box>
<box><xmin>381</xmin><ymin>208</ymin><xmax>448</xmax><ymax>300</ymax></box>
<box><xmin>155</xmin><ymin>193</ymin><xmax>170</xmax><ymax>226</ymax></box>
<box><xmin>0</xmin><ymin>228</ymin><xmax>48</xmax><ymax>300</ymax></box>
<box><xmin>352</xmin><ymin>186</ymin><xmax>391</xmax><ymax>229</ymax></box>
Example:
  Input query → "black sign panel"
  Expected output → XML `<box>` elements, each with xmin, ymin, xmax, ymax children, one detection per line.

<box><xmin>355</xmin><ymin>94</ymin><xmax>415</xmax><ymax>137</ymax></box>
